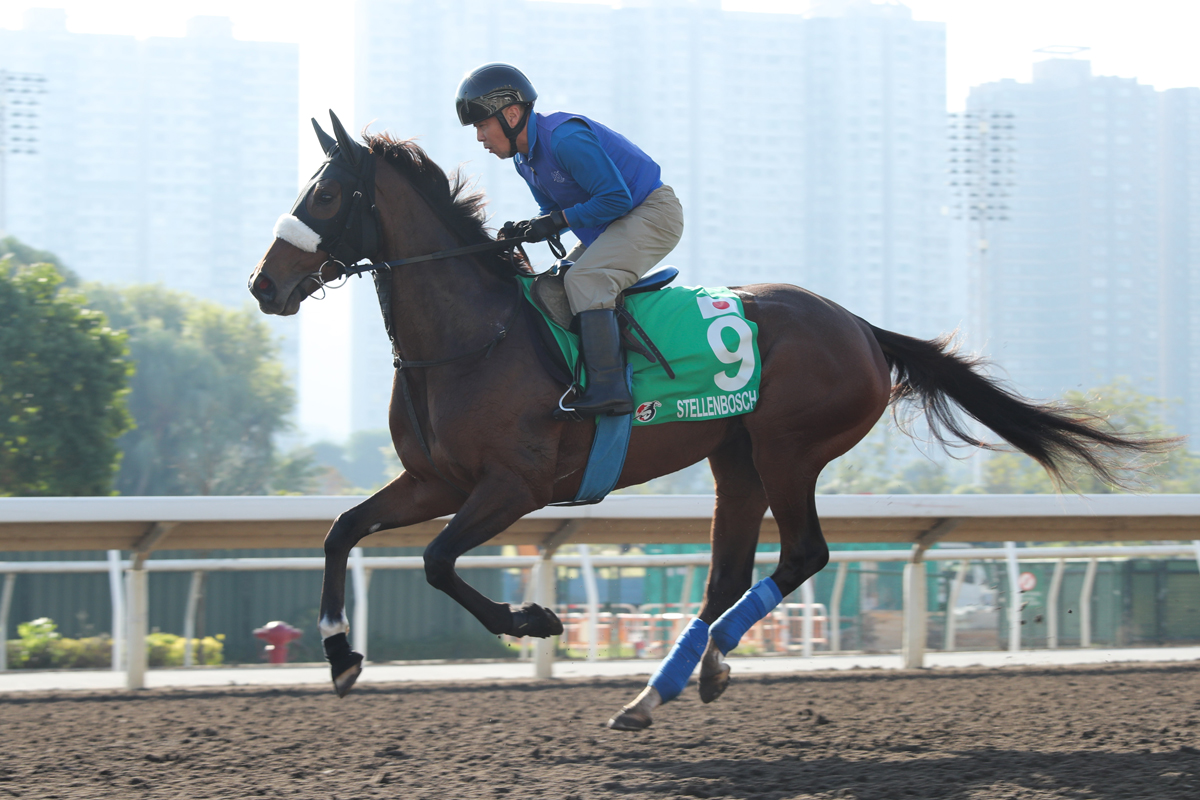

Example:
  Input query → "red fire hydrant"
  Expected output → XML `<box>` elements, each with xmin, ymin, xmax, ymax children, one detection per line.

<box><xmin>253</xmin><ymin>621</ymin><xmax>304</xmax><ymax>664</ymax></box>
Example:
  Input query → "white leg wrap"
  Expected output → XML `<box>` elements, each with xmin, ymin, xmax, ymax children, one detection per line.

<box><xmin>318</xmin><ymin>613</ymin><xmax>349</xmax><ymax>639</ymax></box>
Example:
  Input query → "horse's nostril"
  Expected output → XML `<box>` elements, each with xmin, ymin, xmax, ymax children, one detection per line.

<box><xmin>251</xmin><ymin>273</ymin><xmax>276</xmax><ymax>303</ymax></box>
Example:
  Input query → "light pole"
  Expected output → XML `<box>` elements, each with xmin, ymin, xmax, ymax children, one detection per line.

<box><xmin>0</xmin><ymin>71</ymin><xmax>47</xmax><ymax>237</ymax></box>
<box><xmin>948</xmin><ymin>109</ymin><xmax>1016</xmax><ymax>484</ymax></box>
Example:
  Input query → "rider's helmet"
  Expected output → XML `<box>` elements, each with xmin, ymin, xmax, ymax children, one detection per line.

<box><xmin>456</xmin><ymin>63</ymin><xmax>537</xmax><ymax>157</ymax></box>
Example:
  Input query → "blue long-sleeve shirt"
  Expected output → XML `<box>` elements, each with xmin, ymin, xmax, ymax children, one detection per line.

<box><xmin>523</xmin><ymin>118</ymin><xmax>634</xmax><ymax>229</ymax></box>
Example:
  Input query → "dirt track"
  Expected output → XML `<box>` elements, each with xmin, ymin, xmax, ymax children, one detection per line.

<box><xmin>1</xmin><ymin>662</ymin><xmax>1198</xmax><ymax>799</ymax></box>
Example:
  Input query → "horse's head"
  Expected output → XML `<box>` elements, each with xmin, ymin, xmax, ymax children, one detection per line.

<box><xmin>248</xmin><ymin>111</ymin><xmax>382</xmax><ymax>315</ymax></box>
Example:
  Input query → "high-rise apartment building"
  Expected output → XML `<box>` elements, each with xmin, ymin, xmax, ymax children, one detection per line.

<box><xmin>348</xmin><ymin>0</ymin><xmax>952</xmax><ymax>433</ymax></box>
<box><xmin>966</xmin><ymin>59</ymin><xmax>1167</xmax><ymax>408</ymax></box>
<box><xmin>1160</xmin><ymin>87</ymin><xmax>1200</xmax><ymax>436</ymax></box>
<box><xmin>0</xmin><ymin>11</ymin><xmax>298</xmax><ymax>309</ymax></box>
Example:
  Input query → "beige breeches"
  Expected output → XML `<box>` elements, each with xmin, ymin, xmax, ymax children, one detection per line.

<box><xmin>563</xmin><ymin>184</ymin><xmax>684</xmax><ymax>314</ymax></box>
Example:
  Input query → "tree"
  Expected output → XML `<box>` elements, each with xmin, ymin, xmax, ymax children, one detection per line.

<box><xmin>982</xmin><ymin>379</ymin><xmax>1199</xmax><ymax>493</ymax></box>
<box><xmin>0</xmin><ymin>258</ymin><xmax>133</xmax><ymax>495</ymax></box>
<box><xmin>0</xmin><ymin>236</ymin><xmax>79</xmax><ymax>284</ymax></box>
<box><xmin>87</xmin><ymin>284</ymin><xmax>296</xmax><ymax>495</ymax></box>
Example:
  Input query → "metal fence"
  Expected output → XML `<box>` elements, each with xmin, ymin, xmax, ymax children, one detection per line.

<box><xmin>4</xmin><ymin>541</ymin><xmax>1199</xmax><ymax>685</ymax></box>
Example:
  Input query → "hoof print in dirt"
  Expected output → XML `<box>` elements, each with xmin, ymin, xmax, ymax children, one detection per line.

<box><xmin>509</xmin><ymin>602</ymin><xmax>564</xmax><ymax>638</ymax></box>
<box><xmin>606</xmin><ymin>711</ymin><xmax>652</xmax><ymax>731</ymax></box>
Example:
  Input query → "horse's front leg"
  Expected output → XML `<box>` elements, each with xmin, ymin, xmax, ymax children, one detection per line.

<box><xmin>321</xmin><ymin>471</ymin><xmax>463</xmax><ymax>697</ymax></box>
<box><xmin>422</xmin><ymin>478</ymin><xmax>560</xmax><ymax>638</ymax></box>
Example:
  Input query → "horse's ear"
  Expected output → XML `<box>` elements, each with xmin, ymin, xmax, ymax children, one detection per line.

<box><xmin>312</xmin><ymin>118</ymin><xmax>337</xmax><ymax>156</ymax></box>
<box><xmin>329</xmin><ymin>110</ymin><xmax>360</xmax><ymax>166</ymax></box>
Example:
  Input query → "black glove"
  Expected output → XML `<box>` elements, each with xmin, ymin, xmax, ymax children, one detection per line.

<box><xmin>525</xmin><ymin>210</ymin><xmax>569</xmax><ymax>243</ymax></box>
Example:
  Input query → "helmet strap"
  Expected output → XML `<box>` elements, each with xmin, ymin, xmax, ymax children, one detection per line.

<box><xmin>496</xmin><ymin>104</ymin><xmax>532</xmax><ymax>158</ymax></box>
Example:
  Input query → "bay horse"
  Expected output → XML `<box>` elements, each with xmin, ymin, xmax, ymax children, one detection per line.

<box><xmin>248</xmin><ymin>113</ymin><xmax>1165</xmax><ymax>730</ymax></box>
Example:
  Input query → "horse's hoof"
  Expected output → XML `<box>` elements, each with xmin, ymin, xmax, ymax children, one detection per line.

<box><xmin>606</xmin><ymin>709</ymin><xmax>652</xmax><ymax>731</ymax></box>
<box><xmin>333</xmin><ymin>660</ymin><xmax>363</xmax><ymax>698</ymax></box>
<box><xmin>510</xmin><ymin>602</ymin><xmax>564</xmax><ymax>638</ymax></box>
<box><xmin>323</xmin><ymin>633</ymin><xmax>364</xmax><ymax>698</ymax></box>
<box><xmin>699</xmin><ymin>663</ymin><xmax>731</xmax><ymax>704</ymax></box>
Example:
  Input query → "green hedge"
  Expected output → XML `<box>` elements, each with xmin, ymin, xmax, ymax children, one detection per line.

<box><xmin>4</xmin><ymin>618</ymin><xmax>223</xmax><ymax>669</ymax></box>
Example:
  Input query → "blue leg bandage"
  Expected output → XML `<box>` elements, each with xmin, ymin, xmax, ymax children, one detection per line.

<box><xmin>647</xmin><ymin>618</ymin><xmax>709</xmax><ymax>702</ymax></box>
<box><xmin>709</xmin><ymin>577</ymin><xmax>784</xmax><ymax>655</ymax></box>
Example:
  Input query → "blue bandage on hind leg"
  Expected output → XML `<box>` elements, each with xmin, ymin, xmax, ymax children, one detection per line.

<box><xmin>710</xmin><ymin>577</ymin><xmax>784</xmax><ymax>655</ymax></box>
<box><xmin>648</xmin><ymin>618</ymin><xmax>709</xmax><ymax>702</ymax></box>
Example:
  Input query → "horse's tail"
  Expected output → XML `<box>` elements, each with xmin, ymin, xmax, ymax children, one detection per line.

<box><xmin>866</xmin><ymin>323</ymin><xmax>1179</xmax><ymax>488</ymax></box>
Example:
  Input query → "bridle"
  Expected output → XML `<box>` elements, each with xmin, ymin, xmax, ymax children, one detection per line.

<box><xmin>285</xmin><ymin>129</ymin><xmax>569</xmax><ymax>494</ymax></box>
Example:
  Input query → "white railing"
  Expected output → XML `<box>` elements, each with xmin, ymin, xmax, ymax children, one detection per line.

<box><xmin>3</xmin><ymin>542</ymin><xmax>1199</xmax><ymax>685</ymax></box>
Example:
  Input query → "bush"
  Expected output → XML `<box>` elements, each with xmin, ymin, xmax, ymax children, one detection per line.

<box><xmin>4</xmin><ymin>618</ymin><xmax>224</xmax><ymax>669</ymax></box>
<box><xmin>146</xmin><ymin>632</ymin><xmax>224</xmax><ymax>667</ymax></box>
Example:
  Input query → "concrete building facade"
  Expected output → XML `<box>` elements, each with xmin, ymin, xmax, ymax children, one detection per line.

<box><xmin>347</xmin><ymin>0</ymin><xmax>953</xmax><ymax>433</ymax></box>
<box><xmin>966</xmin><ymin>59</ymin><xmax>1200</xmax><ymax>437</ymax></box>
<box><xmin>0</xmin><ymin>10</ymin><xmax>298</xmax><ymax>309</ymax></box>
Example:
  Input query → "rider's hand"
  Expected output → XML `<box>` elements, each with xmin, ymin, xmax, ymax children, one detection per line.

<box><xmin>525</xmin><ymin>210</ymin><xmax>569</xmax><ymax>243</ymax></box>
<box><xmin>497</xmin><ymin>220</ymin><xmax>528</xmax><ymax>240</ymax></box>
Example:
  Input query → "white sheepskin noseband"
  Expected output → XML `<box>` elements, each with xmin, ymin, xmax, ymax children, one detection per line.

<box><xmin>273</xmin><ymin>214</ymin><xmax>321</xmax><ymax>253</ymax></box>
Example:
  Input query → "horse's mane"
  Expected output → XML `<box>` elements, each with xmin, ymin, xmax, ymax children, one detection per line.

<box><xmin>364</xmin><ymin>132</ymin><xmax>524</xmax><ymax>275</ymax></box>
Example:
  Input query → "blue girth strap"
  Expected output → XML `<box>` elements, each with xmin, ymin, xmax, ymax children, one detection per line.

<box><xmin>563</xmin><ymin>365</ymin><xmax>634</xmax><ymax>505</ymax></box>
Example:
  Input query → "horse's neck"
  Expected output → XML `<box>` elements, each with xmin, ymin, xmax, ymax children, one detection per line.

<box><xmin>375</xmin><ymin>168</ymin><xmax>512</xmax><ymax>362</ymax></box>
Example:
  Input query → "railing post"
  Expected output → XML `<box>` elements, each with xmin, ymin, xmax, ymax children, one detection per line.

<box><xmin>107</xmin><ymin>550</ymin><xmax>125</xmax><ymax>671</ymax></box>
<box><xmin>533</xmin><ymin>521</ymin><xmax>578</xmax><ymax>679</ymax></box>
<box><xmin>351</xmin><ymin>548</ymin><xmax>370</xmax><ymax>662</ymax></box>
<box><xmin>534</xmin><ymin>548</ymin><xmax>557</xmax><ymax>679</ymax></box>
<box><xmin>125</xmin><ymin>566</ymin><xmax>148</xmax><ymax>689</ymax></box>
<box><xmin>1047</xmin><ymin>559</ymin><xmax>1065</xmax><ymax>649</ymax></box>
<box><xmin>1080</xmin><ymin>558</ymin><xmax>1098</xmax><ymax>648</ymax></box>
<box><xmin>125</xmin><ymin>521</ymin><xmax>176</xmax><ymax>688</ymax></box>
<box><xmin>679</xmin><ymin>564</ymin><xmax>695</xmax><ymax>615</ymax></box>
<box><xmin>944</xmin><ymin>561</ymin><xmax>967</xmax><ymax>652</ymax></box>
<box><xmin>182</xmin><ymin>571</ymin><xmax>205</xmax><ymax>667</ymax></box>
<box><xmin>902</xmin><ymin>559</ymin><xmax>927</xmax><ymax>668</ymax></box>
<box><xmin>830</xmin><ymin>561</ymin><xmax>847</xmax><ymax>653</ymax></box>
<box><xmin>800</xmin><ymin>578</ymin><xmax>815</xmax><ymax>657</ymax></box>
<box><xmin>0</xmin><ymin>572</ymin><xmax>14</xmax><ymax>672</ymax></box>
<box><xmin>1005</xmin><ymin>541</ymin><xmax>1021</xmax><ymax>652</ymax></box>
<box><xmin>578</xmin><ymin>544</ymin><xmax>599</xmax><ymax>662</ymax></box>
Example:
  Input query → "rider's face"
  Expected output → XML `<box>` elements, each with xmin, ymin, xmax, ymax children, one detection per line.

<box><xmin>474</xmin><ymin>117</ymin><xmax>513</xmax><ymax>159</ymax></box>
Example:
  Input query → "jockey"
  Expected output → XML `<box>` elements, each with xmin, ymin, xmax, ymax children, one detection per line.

<box><xmin>456</xmin><ymin>62</ymin><xmax>684</xmax><ymax>417</ymax></box>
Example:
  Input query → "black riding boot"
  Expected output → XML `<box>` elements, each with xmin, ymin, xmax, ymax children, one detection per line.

<box><xmin>572</xmin><ymin>308</ymin><xmax>633</xmax><ymax>416</ymax></box>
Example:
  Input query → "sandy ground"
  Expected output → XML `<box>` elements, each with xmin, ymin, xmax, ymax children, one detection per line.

<box><xmin>1</xmin><ymin>662</ymin><xmax>1197</xmax><ymax>799</ymax></box>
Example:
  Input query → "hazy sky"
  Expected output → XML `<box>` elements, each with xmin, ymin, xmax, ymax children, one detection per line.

<box><xmin>6</xmin><ymin>0</ymin><xmax>1195</xmax><ymax>442</ymax></box>
<box><xmin>4</xmin><ymin>0</ymin><xmax>1199</xmax><ymax>186</ymax></box>
<box><xmin>5</xmin><ymin>0</ymin><xmax>1200</xmax><ymax>109</ymax></box>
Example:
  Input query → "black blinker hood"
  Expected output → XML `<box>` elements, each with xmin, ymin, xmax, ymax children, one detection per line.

<box><xmin>291</xmin><ymin>111</ymin><xmax>381</xmax><ymax>266</ymax></box>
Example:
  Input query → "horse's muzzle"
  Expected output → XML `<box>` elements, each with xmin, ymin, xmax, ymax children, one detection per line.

<box><xmin>249</xmin><ymin>272</ymin><xmax>276</xmax><ymax>305</ymax></box>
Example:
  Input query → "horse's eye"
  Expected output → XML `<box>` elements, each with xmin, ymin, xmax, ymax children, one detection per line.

<box><xmin>318</xmin><ymin>192</ymin><xmax>334</xmax><ymax>203</ymax></box>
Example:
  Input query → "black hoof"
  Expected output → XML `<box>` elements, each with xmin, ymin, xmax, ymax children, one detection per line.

<box><xmin>323</xmin><ymin>633</ymin><xmax>364</xmax><ymax>698</ymax></box>
<box><xmin>699</xmin><ymin>663</ymin><xmax>731</xmax><ymax>704</ymax></box>
<box><xmin>607</xmin><ymin>710</ymin><xmax>652</xmax><ymax>731</ymax></box>
<box><xmin>509</xmin><ymin>602</ymin><xmax>564</xmax><ymax>638</ymax></box>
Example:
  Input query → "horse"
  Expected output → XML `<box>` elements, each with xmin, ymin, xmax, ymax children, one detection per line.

<box><xmin>248</xmin><ymin>113</ymin><xmax>1167</xmax><ymax>731</ymax></box>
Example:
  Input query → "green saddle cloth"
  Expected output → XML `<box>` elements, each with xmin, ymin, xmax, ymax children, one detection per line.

<box><xmin>517</xmin><ymin>277</ymin><xmax>762</xmax><ymax>426</ymax></box>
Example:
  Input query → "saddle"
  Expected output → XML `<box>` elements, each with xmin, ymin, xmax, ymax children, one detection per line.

<box><xmin>530</xmin><ymin>262</ymin><xmax>679</xmax><ymax>367</ymax></box>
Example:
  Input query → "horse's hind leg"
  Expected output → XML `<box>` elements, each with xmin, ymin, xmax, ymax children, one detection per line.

<box><xmin>607</xmin><ymin>430</ymin><xmax>767</xmax><ymax>730</ymax></box>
